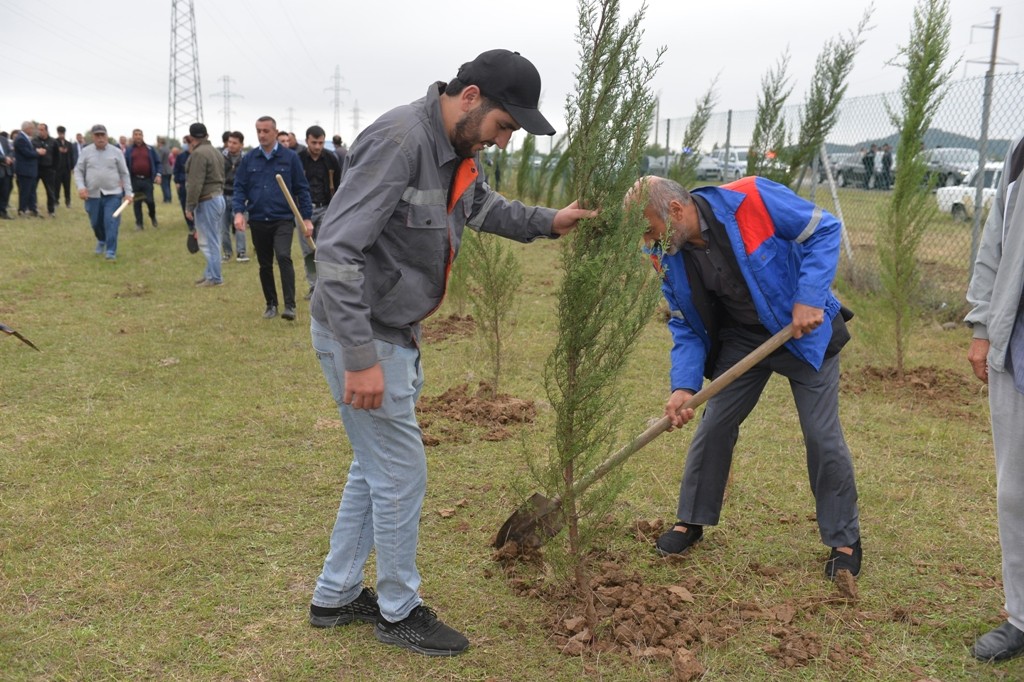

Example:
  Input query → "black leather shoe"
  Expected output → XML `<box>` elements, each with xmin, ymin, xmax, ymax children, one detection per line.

<box><xmin>655</xmin><ymin>522</ymin><xmax>703</xmax><ymax>557</ymax></box>
<box><xmin>971</xmin><ymin>621</ymin><xmax>1024</xmax><ymax>662</ymax></box>
<box><xmin>825</xmin><ymin>539</ymin><xmax>862</xmax><ymax>579</ymax></box>
<box><xmin>263</xmin><ymin>305</ymin><xmax>278</xmax><ymax>319</ymax></box>
<box><xmin>282</xmin><ymin>306</ymin><xmax>296</xmax><ymax>321</ymax></box>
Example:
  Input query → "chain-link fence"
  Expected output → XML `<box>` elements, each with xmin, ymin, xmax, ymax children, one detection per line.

<box><xmin>656</xmin><ymin>72</ymin><xmax>1024</xmax><ymax>314</ymax></box>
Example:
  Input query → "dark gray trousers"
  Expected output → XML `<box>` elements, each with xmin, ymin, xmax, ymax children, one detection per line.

<box><xmin>676</xmin><ymin>327</ymin><xmax>860</xmax><ymax>547</ymax></box>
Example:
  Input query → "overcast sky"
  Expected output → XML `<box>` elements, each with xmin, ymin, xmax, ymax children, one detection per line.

<box><xmin>3</xmin><ymin>0</ymin><xmax>1021</xmax><ymax>150</ymax></box>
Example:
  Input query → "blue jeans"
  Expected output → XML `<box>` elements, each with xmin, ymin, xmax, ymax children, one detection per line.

<box><xmin>85</xmin><ymin>194</ymin><xmax>123</xmax><ymax>257</ymax></box>
<box><xmin>221</xmin><ymin>201</ymin><xmax>246</xmax><ymax>257</ymax></box>
<box><xmin>310</xmin><ymin>317</ymin><xmax>426</xmax><ymax>622</ymax></box>
<box><xmin>195</xmin><ymin>196</ymin><xmax>225</xmax><ymax>283</ymax></box>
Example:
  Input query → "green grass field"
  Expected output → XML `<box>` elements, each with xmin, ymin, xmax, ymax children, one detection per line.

<box><xmin>0</xmin><ymin>195</ymin><xmax>1018</xmax><ymax>681</ymax></box>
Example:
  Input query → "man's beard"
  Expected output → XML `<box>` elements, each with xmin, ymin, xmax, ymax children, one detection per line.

<box><xmin>451</xmin><ymin>106</ymin><xmax>489</xmax><ymax>159</ymax></box>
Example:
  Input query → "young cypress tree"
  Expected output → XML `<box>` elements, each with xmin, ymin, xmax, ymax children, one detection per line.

<box><xmin>747</xmin><ymin>50</ymin><xmax>792</xmax><ymax>181</ymax></box>
<box><xmin>789</xmin><ymin>8</ymin><xmax>873</xmax><ymax>188</ymax></box>
<box><xmin>463</xmin><ymin>229</ymin><xmax>523</xmax><ymax>397</ymax></box>
<box><xmin>669</xmin><ymin>79</ymin><xmax>719</xmax><ymax>187</ymax></box>
<box><xmin>532</xmin><ymin>0</ymin><xmax>662</xmax><ymax>619</ymax></box>
<box><xmin>879</xmin><ymin>0</ymin><xmax>954</xmax><ymax>377</ymax></box>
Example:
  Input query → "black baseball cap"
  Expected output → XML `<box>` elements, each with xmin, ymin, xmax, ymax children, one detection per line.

<box><xmin>457</xmin><ymin>49</ymin><xmax>555</xmax><ymax>136</ymax></box>
<box><xmin>189</xmin><ymin>122</ymin><xmax>208</xmax><ymax>138</ymax></box>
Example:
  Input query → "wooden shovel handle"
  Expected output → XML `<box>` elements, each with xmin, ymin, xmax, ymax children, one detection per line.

<box><xmin>570</xmin><ymin>323</ymin><xmax>795</xmax><ymax>498</ymax></box>
<box><xmin>275</xmin><ymin>173</ymin><xmax>315</xmax><ymax>250</ymax></box>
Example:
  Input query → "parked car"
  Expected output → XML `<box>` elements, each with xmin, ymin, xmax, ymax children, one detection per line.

<box><xmin>922</xmin><ymin>147</ymin><xmax>977</xmax><ymax>187</ymax></box>
<box><xmin>935</xmin><ymin>162</ymin><xmax>1003</xmax><ymax>221</ymax></box>
<box><xmin>694</xmin><ymin>154</ymin><xmax>722</xmax><ymax>181</ymax></box>
<box><xmin>712</xmin><ymin>147</ymin><xmax>749</xmax><ymax>180</ymax></box>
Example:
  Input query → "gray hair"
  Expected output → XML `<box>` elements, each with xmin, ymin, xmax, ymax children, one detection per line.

<box><xmin>643</xmin><ymin>175</ymin><xmax>692</xmax><ymax>220</ymax></box>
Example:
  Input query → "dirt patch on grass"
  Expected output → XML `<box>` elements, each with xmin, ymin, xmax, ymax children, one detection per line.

<box><xmin>418</xmin><ymin>382</ymin><xmax>536</xmax><ymax>444</ymax></box>
<box><xmin>494</xmin><ymin>527</ymin><xmax>866</xmax><ymax>677</ymax></box>
<box><xmin>420</xmin><ymin>313</ymin><xmax>475</xmax><ymax>344</ymax></box>
<box><xmin>841</xmin><ymin>364</ymin><xmax>983</xmax><ymax>416</ymax></box>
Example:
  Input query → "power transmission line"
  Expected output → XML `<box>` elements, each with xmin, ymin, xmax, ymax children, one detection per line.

<box><xmin>214</xmin><ymin>75</ymin><xmax>243</xmax><ymax>134</ymax></box>
<box><xmin>167</xmin><ymin>0</ymin><xmax>204</xmax><ymax>141</ymax></box>
<box><xmin>325</xmin><ymin>65</ymin><xmax>351</xmax><ymax>137</ymax></box>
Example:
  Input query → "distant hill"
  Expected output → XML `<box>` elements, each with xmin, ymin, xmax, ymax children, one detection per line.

<box><xmin>825</xmin><ymin>130</ymin><xmax>1012</xmax><ymax>160</ymax></box>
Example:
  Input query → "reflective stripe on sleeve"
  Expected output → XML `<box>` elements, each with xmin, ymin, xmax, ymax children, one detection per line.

<box><xmin>796</xmin><ymin>207</ymin><xmax>823</xmax><ymax>243</ymax></box>
<box><xmin>467</xmin><ymin>192</ymin><xmax>498</xmax><ymax>230</ymax></box>
<box><xmin>315</xmin><ymin>261</ymin><xmax>361</xmax><ymax>281</ymax></box>
<box><xmin>401</xmin><ymin>187</ymin><xmax>446</xmax><ymax>206</ymax></box>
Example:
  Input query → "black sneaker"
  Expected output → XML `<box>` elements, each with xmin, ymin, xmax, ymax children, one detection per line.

<box><xmin>309</xmin><ymin>587</ymin><xmax>380</xmax><ymax>628</ymax></box>
<box><xmin>281</xmin><ymin>306</ymin><xmax>296</xmax><ymax>321</ymax></box>
<box><xmin>236</xmin><ymin>253</ymin><xmax>250</xmax><ymax>263</ymax></box>
<box><xmin>374</xmin><ymin>604</ymin><xmax>469</xmax><ymax>657</ymax></box>
<box><xmin>825</xmin><ymin>539</ymin><xmax>862</xmax><ymax>579</ymax></box>
<box><xmin>263</xmin><ymin>305</ymin><xmax>278</xmax><ymax>319</ymax></box>
<box><xmin>655</xmin><ymin>522</ymin><xmax>703</xmax><ymax>557</ymax></box>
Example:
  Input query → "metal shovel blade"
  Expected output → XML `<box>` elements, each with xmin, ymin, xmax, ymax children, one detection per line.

<box><xmin>492</xmin><ymin>323</ymin><xmax>794</xmax><ymax>550</ymax></box>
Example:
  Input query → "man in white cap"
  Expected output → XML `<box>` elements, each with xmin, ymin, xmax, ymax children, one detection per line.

<box><xmin>306</xmin><ymin>49</ymin><xmax>593</xmax><ymax>656</ymax></box>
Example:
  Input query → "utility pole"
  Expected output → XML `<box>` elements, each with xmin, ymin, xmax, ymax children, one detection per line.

<box><xmin>287</xmin><ymin>107</ymin><xmax>296</xmax><ymax>133</ymax></box>
<box><xmin>167</xmin><ymin>0</ymin><xmax>204</xmax><ymax>141</ymax></box>
<box><xmin>968</xmin><ymin>8</ymin><xmax>1003</xmax><ymax>279</ymax></box>
<box><xmin>351</xmin><ymin>100</ymin><xmax>361</xmax><ymax>141</ymax></box>
<box><xmin>325</xmin><ymin>65</ymin><xmax>350</xmax><ymax>137</ymax></box>
<box><xmin>214</xmin><ymin>75</ymin><xmax>242</xmax><ymax>134</ymax></box>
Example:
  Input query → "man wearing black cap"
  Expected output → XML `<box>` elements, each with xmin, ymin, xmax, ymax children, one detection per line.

<box><xmin>307</xmin><ymin>49</ymin><xmax>592</xmax><ymax>657</ymax></box>
<box><xmin>184</xmin><ymin>123</ymin><xmax>226</xmax><ymax>287</ymax></box>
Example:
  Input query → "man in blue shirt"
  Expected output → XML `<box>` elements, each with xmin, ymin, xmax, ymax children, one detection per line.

<box><xmin>232</xmin><ymin>116</ymin><xmax>313</xmax><ymax>321</ymax></box>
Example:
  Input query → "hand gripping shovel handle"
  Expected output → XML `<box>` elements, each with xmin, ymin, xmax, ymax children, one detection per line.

<box><xmin>493</xmin><ymin>324</ymin><xmax>794</xmax><ymax>549</ymax></box>
<box><xmin>275</xmin><ymin>174</ymin><xmax>315</xmax><ymax>251</ymax></box>
<box><xmin>568</xmin><ymin>323</ymin><xmax>795</xmax><ymax>500</ymax></box>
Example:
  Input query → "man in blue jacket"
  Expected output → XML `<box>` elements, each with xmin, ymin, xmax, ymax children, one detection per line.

<box><xmin>232</xmin><ymin>115</ymin><xmax>313</xmax><ymax>321</ymax></box>
<box><xmin>631</xmin><ymin>175</ymin><xmax>861</xmax><ymax>580</ymax></box>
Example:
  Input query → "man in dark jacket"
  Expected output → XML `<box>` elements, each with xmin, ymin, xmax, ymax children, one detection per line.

<box><xmin>0</xmin><ymin>133</ymin><xmax>13</xmax><ymax>219</ymax></box>
<box><xmin>34</xmin><ymin>123</ymin><xmax>59</xmax><ymax>217</ymax></box>
<box><xmin>13</xmin><ymin>121</ymin><xmax>40</xmax><ymax>217</ymax></box>
<box><xmin>53</xmin><ymin>126</ymin><xmax>78</xmax><ymax>208</ymax></box>
<box><xmin>124</xmin><ymin>129</ymin><xmax>161</xmax><ymax>229</ymax></box>
<box><xmin>232</xmin><ymin>116</ymin><xmax>313</xmax><ymax>321</ymax></box>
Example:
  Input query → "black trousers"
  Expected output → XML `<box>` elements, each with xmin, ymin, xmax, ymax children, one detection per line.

<box><xmin>249</xmin><ymin>219</ymin><xmax>296</xmax><ymax>308</ymax></box>
<box><xmin>131</xmin><ymin>176</ymin><xmax>156</xmax><ymax>225</ymax></box>
<box><xmin>55</xmin><ymin>168</ymin><xmax>73</xmax><ymax>206</ymax></box>
<box><xmin>37</xmin><ymin>168</ymin><xmax>58</xmax><ymax>214</ymax></box>
<box><xmin>17</xmin><ymin>174</ymin><xmax>37</xmax><ymax>213</ymax></box>
<box><xmin>0</xmin><ymin>173</ymin><xmax>12</xmax><ymax>215</ymax></box>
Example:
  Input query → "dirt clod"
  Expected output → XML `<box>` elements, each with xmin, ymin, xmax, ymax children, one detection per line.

<box><xmin>833</xmin><ymin>569</ymin><xmax>859</xmax><ymax>600</ymax></box>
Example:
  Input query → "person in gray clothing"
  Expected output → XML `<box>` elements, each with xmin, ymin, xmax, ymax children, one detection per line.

<box><xmin>74</xmin><ymin>124</ymin><xmax>133</xmax><ymax>260</ymax></box>
<box><xmin>306</xmin><ymin>49</ymin><xmax>593</xmax><ymax>656</ymax></box>
<box><xmin>966</xmin><ymin>134</ymin><xmax>1024</xmax><ymax>663</ymax></box>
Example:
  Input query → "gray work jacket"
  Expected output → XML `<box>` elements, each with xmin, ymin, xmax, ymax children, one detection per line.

<box><xmin>311</xmin><ymin>82</ymin><xmax>558</xmax><ymax>371</ymax></box>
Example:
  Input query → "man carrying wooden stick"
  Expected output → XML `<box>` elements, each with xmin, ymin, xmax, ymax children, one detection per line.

<box><xmin>232</xmin><ymin>116</ymin><xmax>313</xmax><ymax>321</ymax></box>
<box><xmin>74</xmin><ymin>124</ymin><xmax>132</xmax><ymax>261</ymax></box>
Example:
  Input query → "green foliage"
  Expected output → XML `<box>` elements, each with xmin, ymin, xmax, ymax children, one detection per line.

<box><xmin>535</xmin><ymin>0</ymin><xmax>662</xmax><ymax>594</ymax></box>
<box><xmin>747</xmin><ymin>50</ymin><xmax>792</xmax><ymax>182</ymax></box>
<box><xmin>669</xmin><ymin>79</ymin><xmax>719</xmax><ymax>187</ymax></box>
<box><xmin>462</xmin><ymin>228</ymin><xmax>523</xmax><ymax>395</ymax></box>
<box><xmin>878</xmin><ymin>0</ymin><xmax>955</xmax><ymax>376</ymax></box>
<box><xmin>789</xmin><ymin>8</ymin><xmax>873</xmax><ymax>187</ymax></box>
